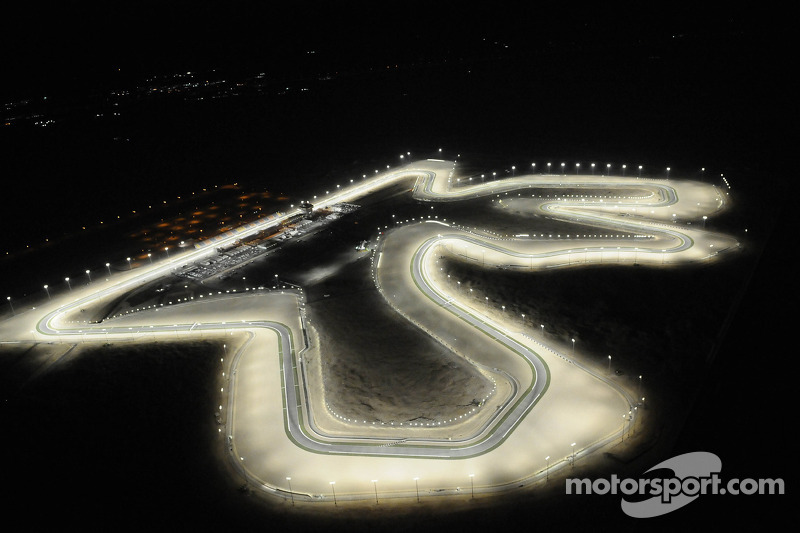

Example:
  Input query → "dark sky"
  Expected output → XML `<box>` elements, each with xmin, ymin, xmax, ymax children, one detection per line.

<box><xmin>1</xmin><ymin>1</ymin><xmax>789</xmax><ymax>267</ymax></box>
<box><xmin>2</xmin><ymin>1</ymin><xmax>788</xmax><ymax>251</ymax></box>
<box><xmin>3</xmin><ymin>2</ymin><xmax>778</xmax><ymax>100</ymax></box>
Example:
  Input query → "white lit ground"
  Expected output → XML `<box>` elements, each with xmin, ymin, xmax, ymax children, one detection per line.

<box><xmin>230</xmin><ymin>302</ymin><xmax>629</xmax><ymax>499</ymax></box>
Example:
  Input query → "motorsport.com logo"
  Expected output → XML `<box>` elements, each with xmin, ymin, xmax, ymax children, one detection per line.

<box><xmin>566</xmin><ymin>452</ymin><xmax>784</xmax><ymax>518</ymax></box>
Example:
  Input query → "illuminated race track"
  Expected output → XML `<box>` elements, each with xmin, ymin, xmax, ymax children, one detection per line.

<box><xmin>6</xmin><ymin>158</ymin><xmax>740</xmax><ymax>500</ymax></box>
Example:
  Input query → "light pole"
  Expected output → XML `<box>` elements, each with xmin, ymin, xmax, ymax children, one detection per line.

<box><xmin>43</xmin><ymin>285</ymin><xmax>50</xmax><ymax>300</ymax></box>
<box><xmin>622</xmin><ymin>414</ymin><xmax>626</xmax><ymax>442</ymax></box>
<box><xmin>638</xmin><ymin>165</ymin><xmax>642</xmax><ymax>178</ymax></box>
<box><xmin>148</xmin><ymin>253</ymin><xmax>153</xmax><ymax>264</ymax></box>
<box><xmin>571</xmin><ymin>442</ymin><xmax>576</xmax><ymax>466</ymax></box>
<box><xmin>469</xmin><ymin>474</ymin><xmax>474</xmax><ymax>498</ymax></box>
<box><xmin>571</xmin><ymin>338</ymin><xmax>575</xmax><ymax>355</ymax></box>
<box><xmin>86</xmin><ymin>269</ymin><xmax>92</xmax><ymax>282</ymax></box>
<box><xmin>65</xmin><ymin>277</ymin><xmax>71</xmax><ymax>291</ymax></box>
<box><xmin>165</xmin><ymin>247</ymin><xmax>170</xmax><ymax>258</ymax></box>
<box><xmin>127</xmin><ymin>257</ymin><xmax>132</xmax><ymax>269</ymax></box>
<box><xmin>105</xmin><ymin>263</ymin><xmax>111</xmax><ymax>275</ymax></box>
<box><xmin>414</xmin><ymin>477</ymin><xmax>420</xmax><ymax>503</ymax></box>
<box><xmin>7</xmin><ymin>296</ymin><xmax>14</xmax><ymax>315</ymax></box>
<box><xmin>372</xmin><ymin>479</ymin><xmax>379</xmax><ymax>504</ymax></box>
<box><xmin>286</xmin><ymin>477</ymin><xmax>294</xmax><ymax>505</ymax></box>
<box><xmin>545</xmin><ymin>456</ymin><xmax>550</xmax><ymax>480</ymax></box>
<box><xmin>330</xmin><ymin>481</ymin><xmax>337</xmax><ymax>506</ymax></box>
<box><xmin>608</xmin><ymin>355</ymin><xmax>612</xmax><ymax>372</ymax></box>
<box><xmin>540</xmin><ymin>324</ymin><xmax>544</xmax><ymax>337</ymax></box>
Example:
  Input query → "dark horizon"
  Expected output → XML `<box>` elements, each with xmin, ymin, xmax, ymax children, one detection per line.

<box><xmin>2</xmin><ymin>3</ymin><xmax>784</xmax><ymax>255</ymax></box>
<box><xmin>1</xmin><ymin>3</ymin><xmax>773</xmax><ymax>97</ymax></box>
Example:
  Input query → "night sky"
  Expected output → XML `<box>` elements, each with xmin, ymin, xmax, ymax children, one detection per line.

<box><xmin>1</xmin><ymin>2</ymin><xmax>793</xmax><ymax>531</ymax></box>
<box><xmin>2</xmin><ymin>3</ymin><xmax>786</xmax><ymax>245</ymax></box>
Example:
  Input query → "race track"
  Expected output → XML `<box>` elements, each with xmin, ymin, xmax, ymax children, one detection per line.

<box><xmin>0</xmin><ymin>158</ymin><xmax>740</xmax><ymax>502</ymax></box>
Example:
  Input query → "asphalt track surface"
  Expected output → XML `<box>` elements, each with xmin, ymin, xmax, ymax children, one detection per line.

<box><xmin>5</xmin><ymin>159</ymin><xmax>740</xmax><ymax>500</ymax></box>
